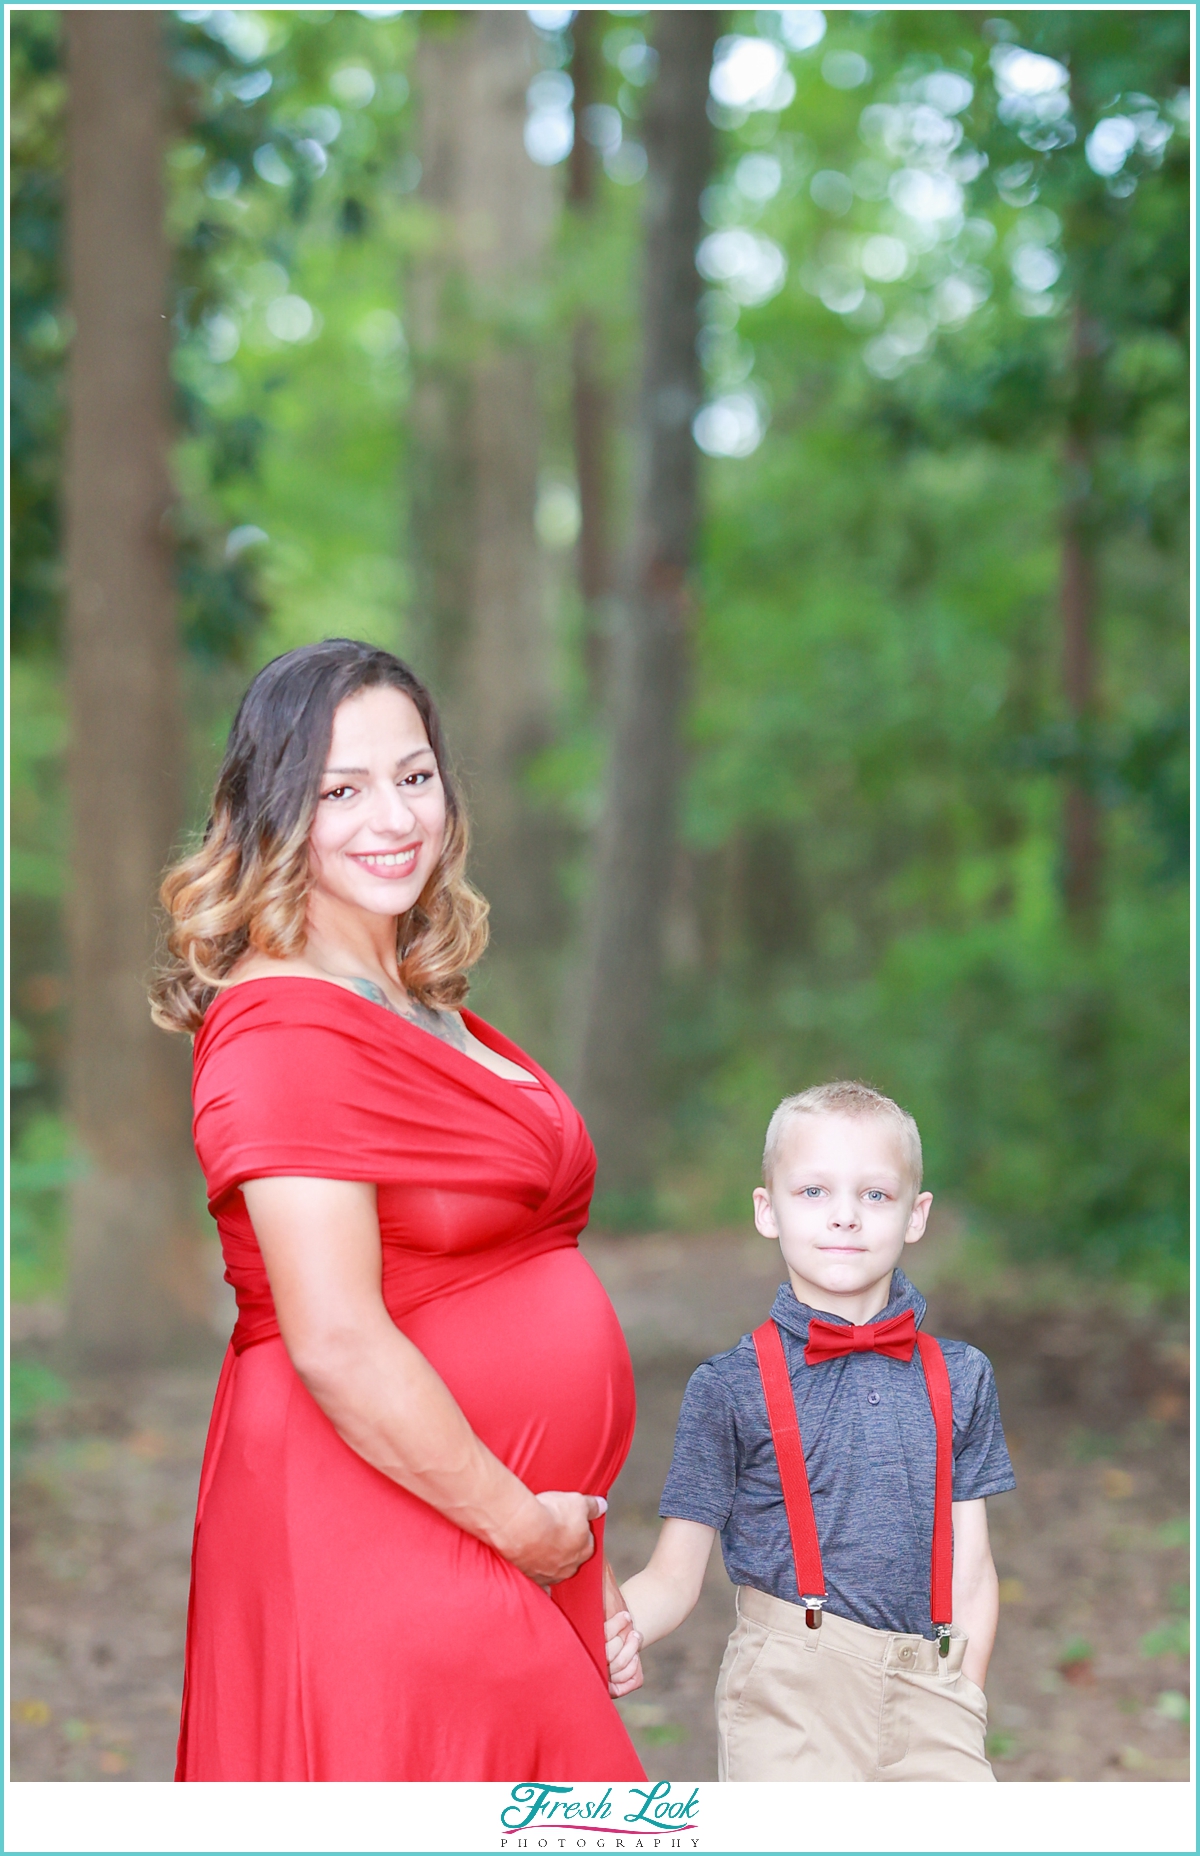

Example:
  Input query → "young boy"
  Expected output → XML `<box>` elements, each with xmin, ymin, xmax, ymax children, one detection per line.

<box><xmin>606</xmin><ymin>1081</ymin><xmax>1015</xmax><ymax>1782</ymax></box>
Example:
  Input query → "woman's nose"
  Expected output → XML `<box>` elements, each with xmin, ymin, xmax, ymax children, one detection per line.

<box><xmin>369</xmin><ymin>781</ymin><xmax>418</xmax><ymax>834</ymax></box>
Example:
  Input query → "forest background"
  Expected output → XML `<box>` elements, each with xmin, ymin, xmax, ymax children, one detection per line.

<box><xmin>10</xmin><ymin>4</ymin><xmax>1190</xmax><ymax>1378</ymax></box>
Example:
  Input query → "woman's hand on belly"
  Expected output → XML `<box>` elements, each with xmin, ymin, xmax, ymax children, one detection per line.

<box><xmin>243</xmin><ymin>1175</ymin><xmax>602</xmax><ymax>1584</ymax></box>
<box><xmin>516</xmin><ymin>1492</ymin><xmax>606</xmax><ymax>1586</ymax></box>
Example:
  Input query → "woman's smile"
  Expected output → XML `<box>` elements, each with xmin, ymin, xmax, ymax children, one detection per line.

<box><xmin>348</xmin><ymin>844</ymin><xmax>422</xmax><ymax>878</ymax></box>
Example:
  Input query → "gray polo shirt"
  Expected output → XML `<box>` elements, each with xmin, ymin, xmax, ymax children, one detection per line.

<box><xmin>659</xmin><ymin>1270</ymin><xmax>1015</xmax><ymax>1638</ymax></box>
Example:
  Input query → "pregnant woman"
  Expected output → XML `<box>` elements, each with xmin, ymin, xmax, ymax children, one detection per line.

<box><xmin>152</xmin><ymin>638</ymin><xmax>645</xmax><ymax>1781</ymax></box>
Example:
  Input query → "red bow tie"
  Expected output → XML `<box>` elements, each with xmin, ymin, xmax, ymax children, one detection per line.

<box><xmin>804</xmin><ymin>1307</ymin><xmax>918</xmax><ymax>1367</ymax></box>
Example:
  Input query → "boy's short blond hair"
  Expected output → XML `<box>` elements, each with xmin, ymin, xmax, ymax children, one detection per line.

<box><xmin>763</xmin><ymin>1080</ymin><xmax>923</xmax><ymax>1190</ymax></box>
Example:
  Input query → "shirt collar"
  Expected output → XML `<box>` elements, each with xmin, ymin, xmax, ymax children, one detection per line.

<box><xmin>768</xmin><ymin>1268</ymin><xmax>927</xmax><ymax>1344</ymax></box>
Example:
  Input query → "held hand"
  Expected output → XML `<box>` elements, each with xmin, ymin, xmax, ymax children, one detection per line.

<box><xmin>604</xmin><ymin>1608</ymin><xmax>645</xmax><ymax>1698</ymax></box>
<box><xmin>506</xmin><ymin>1491</ymin><xmax>605</xmax><ymax>1586</ymax></box>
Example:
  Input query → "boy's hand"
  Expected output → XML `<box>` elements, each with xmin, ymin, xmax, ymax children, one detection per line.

<box><xmin>601</xmin><ymin>1557</ymin><xmax>643</xmax><ymax>1696</ymax></box>
<box><xmin>605</xmin><ymin>1608</ymin><xmax>645</xmax><ymax>1698</ymax></box>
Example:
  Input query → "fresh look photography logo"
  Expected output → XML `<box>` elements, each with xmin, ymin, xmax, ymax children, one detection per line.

<box><xmin>499</xmin><ymin>1782</ymin><xmax>701</xmax><ymax>1850</ymax></box>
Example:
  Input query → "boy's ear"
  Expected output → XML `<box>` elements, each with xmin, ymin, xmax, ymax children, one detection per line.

<box><xmin>753</xmin><ymin>1186</ymin><xmax>779</xmax><ymax>1240</ymax></box>
<box><xmin>904</xmin><ymin>1190</ymin><xmax>934</xmax><ymax>1245</ymax></box>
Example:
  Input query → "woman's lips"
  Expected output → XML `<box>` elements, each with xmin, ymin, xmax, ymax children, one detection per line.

<box><xmin>348</xmin><ymin>846</ymin><xmax>420</xmax><ymax>879</ymax></box>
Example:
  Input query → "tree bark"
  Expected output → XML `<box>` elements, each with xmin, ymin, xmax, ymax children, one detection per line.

<box><xmin>410</xmin><ymin>14</ymin><xmax>562</xmax><ymax>1009</ymax></box>
<box><xmin>575</xmin><ymin>12</ymin><xmax>718</xmax><ymax>1209</ymax></box>
<box><xmin>568</xmin><ymin>10</ymin><xmax>615</xmax><ymax>690</ymax></box>
<box><xmin>63</xmin><ymin>12</ymin><xmax>211</xmax><ymax>1365</ymax></box>
<box><xmin>1061</xmin><ymin>303</ymin><xmax>1102</xmax><ymax>923</ymax></box>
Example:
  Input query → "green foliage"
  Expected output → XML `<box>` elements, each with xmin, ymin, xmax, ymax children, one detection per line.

<box><xmin>163</xmin><ymin>8</ymin><xmax>422</xmax><ymax>659</ymax></box>
<box><xmin>10</xmin><ymin>1113</ymin><xmax>75</xmax><ymax>1301</ymax></box>
<box><xmin>1139</xmin><ymin>1567</ymin><xmax>1188</xmax><ymax>1661</ymax></box>
<box><xmin>623</xmin><ymin>8</ymin><xmax>1188</xmax><ymax>1280</ymax></box>
<box><xmin>9</xmin><ymin>1359</ymin><xmax>70</xmax><ymax>1433</ymax></box>
<box><xmin>1141</xmin><ymin>1618</ymin><xmax>1189</xmax><ymax>1662</ymax></box>
<box><xmin>10</xmin><ymin>10</ymin><xmax>65</xmax><ymax>656</ymax></box>
<box><xmin>8</xmin><ymin>10</ymin><xmax>1189</xmax><ymax>1297</ymax></box>
<box><xmin>10</xmin><ymin>659</ymin><xmax>68</xmax><ymax>1160</ymax></box>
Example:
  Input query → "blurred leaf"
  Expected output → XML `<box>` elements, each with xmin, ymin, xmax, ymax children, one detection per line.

<box><xmin>1141</xmin><ymin>1618</ymin><xmax>1189</xmax><ymax>1660</ymax></box>
<box><xmin>10</xmin><ymin>1359</ymin><xmax>69</xmax><ymax>1431</ymax></box>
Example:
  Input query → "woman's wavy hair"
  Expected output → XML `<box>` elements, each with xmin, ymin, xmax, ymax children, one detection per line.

<box><xmin>150</xmin><ymin>638</ymin><xmax>489</xmax><ymax>1034</ymax></box>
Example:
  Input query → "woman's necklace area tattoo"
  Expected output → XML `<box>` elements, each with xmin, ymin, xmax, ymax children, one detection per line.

<box><xmin>345</xmin><ymin>977</ymin><xmax>468</xmax><ymax>1052</ymax></box>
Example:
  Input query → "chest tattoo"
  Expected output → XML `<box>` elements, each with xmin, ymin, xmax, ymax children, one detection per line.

<box><xmin>346</xmin><ymin>977</ymin><xmax>469</xmax><ymax>1053</ymax></box>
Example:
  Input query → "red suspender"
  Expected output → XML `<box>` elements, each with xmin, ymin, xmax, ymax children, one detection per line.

<box><xmin>916</xmin><ymin>1332</ymin><xmax>954</xmax><ymax>1632</ymax></box>
<box><xmin>753</xmin><ymin>1319</ymin><xmax>955</xmax><ymax>1641</ymax></box>
<box><xmin>752</xmin><ymin>1321</ymin><xmax>826</xmax><ymax>1625</ymax></box>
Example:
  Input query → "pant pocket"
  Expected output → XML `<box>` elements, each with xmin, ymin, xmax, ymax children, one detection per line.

<box><xmin>955</xmin><ymin>1675</ymin><xmax>989</xmax><ymax>1722</ymax></box>
<box><xmin>716</xmin><ymin>1620</ymin><xmax>769</xmax><ymax>1716</ymax></box>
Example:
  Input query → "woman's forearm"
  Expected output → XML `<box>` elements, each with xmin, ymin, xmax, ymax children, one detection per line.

<box><xmin>296</xmin><ymin>1313</ymin><xmax>553</xmax><ymax>1561</ymax></box>
<box><xmin>243</xmin><ymin>1174</ymin><xmax>596</xmax><ymax>1583</ymax></box>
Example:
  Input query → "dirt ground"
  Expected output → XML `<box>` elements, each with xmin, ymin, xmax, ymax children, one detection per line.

<box><xmin>9</xmin><ymin>1229</ymin><xmax>1191</xmax><ymax>1784</ymax></box>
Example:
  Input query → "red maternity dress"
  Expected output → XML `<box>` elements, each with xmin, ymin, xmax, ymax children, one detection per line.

<box><xmin>175</xmin><ymin>977</ymin><xmax>645</xmax><ymax>1781</ymax></box>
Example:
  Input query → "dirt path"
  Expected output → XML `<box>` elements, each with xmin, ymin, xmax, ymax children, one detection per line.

<box><xmin>9</xmin><ymin>1232</ymin><xmax>1190</xmax><ymax>1784</ymax></box>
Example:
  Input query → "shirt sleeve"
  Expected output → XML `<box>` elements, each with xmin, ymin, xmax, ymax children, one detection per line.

<box><xmin>950</xmin><ymin>1347</ymin><xmax>1016</xmax><ymax>1501</ymax></box>
<box><xmin>659</xmin><ymin>1362</ymin><xmax>740</xmax><ymax>1530</ymax></box>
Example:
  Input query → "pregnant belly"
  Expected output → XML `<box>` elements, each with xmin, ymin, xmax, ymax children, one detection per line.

<box><xmin>394</xmin><ymin>1246</ymin><xmax>636</xmax><ymax>1498</ymax></box>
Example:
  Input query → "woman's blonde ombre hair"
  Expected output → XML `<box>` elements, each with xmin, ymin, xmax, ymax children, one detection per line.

<box><xmin>150</xmin><ymin>639</ymin><xmax>489</xmax><ymax>1034</ymax></box>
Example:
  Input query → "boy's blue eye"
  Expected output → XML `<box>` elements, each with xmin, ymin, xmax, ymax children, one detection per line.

<box><xmin>804</xmin><ymin>1187</ymin><xmax>822</xmax><ymax>1198</ymax></box>
<box><xmin>865</xmin><ymin>1190</ymin><xmax>885</xmax><ymax>1201</ymax></box>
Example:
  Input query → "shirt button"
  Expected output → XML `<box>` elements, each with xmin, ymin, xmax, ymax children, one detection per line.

<box><xmin>867</xmin><ymin>1391</ymin><xmax>881</xmax><ymax>1405</ymax></box>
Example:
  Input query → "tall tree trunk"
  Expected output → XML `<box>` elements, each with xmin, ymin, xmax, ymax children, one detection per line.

<box><xmin>63</xmin><ymin>13</ymin><xmax>210</xmax><ymax>1365</ymax></box>
<box><xmin>1061</xmin><ymin>302</ymin><xmax>1102</xmax><ymax>923</ymax></box>
<box><xmin>568</xmin><ymin>11</ymin><xmax>614</xmax><ymax>700</ymax></box>
<box><xmin>410</xmin><ymin>12</ymin><xmax>562</xmax><ymax>1034</ymax></box>
<box><xmin>575</xmin><ymin>12</ymin><xmax>718</xmax><ymax>1210</ymax></box>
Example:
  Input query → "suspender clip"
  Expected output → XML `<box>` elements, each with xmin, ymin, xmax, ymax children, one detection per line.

<box><xmin>801</xmin><ymin>1596</ymin><xmax>824</xmax><ymax>1630</ymax></box>
<box><xmin>935</xmin><ymin>1625</ymin><xmax>951</xmax><ymax>1657</ymax></box>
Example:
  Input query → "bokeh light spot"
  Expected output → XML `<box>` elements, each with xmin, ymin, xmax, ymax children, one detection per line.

<box><xmin>693</xmin><ymin>392</ymin><xmax>766</xmax><ymax>459</ymax></box>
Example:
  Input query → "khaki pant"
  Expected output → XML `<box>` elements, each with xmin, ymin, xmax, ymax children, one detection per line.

<box><xmin>716</xmin><ymin>1587</ymin><xmax>995</xmax><ymax>1782</ymax></box>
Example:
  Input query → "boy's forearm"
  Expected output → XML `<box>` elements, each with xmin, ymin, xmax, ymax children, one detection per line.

<box><xmin>621</xmin><ymin>1519</ymin><xmax>716</xmax><ymax>1647</ymax></box>
<box><xmin>954</xmin><ymin>1558</ymin><xmax>999</xmax><ymax>1689</ymax></box>
<box><xmin>621</xmin><ymin>1567</ymin><xmax>696</xmax><ymax>1646</ymax></box>
<box><xmin>951</xmin><ymin>1498</ymin><xmax>999</xmax><ymax>1689</ymax></box>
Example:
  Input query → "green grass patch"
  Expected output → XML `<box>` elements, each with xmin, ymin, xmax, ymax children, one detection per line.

<box><xmin>1141</xmin><ymin>1618</ymin><xmax>1189</xmax><ymax>1660</ymax></box>
<box><xmin>10</xmin><ymin>1357</ymin><xmax>70</xmax><ymax>1432</ymax></box>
